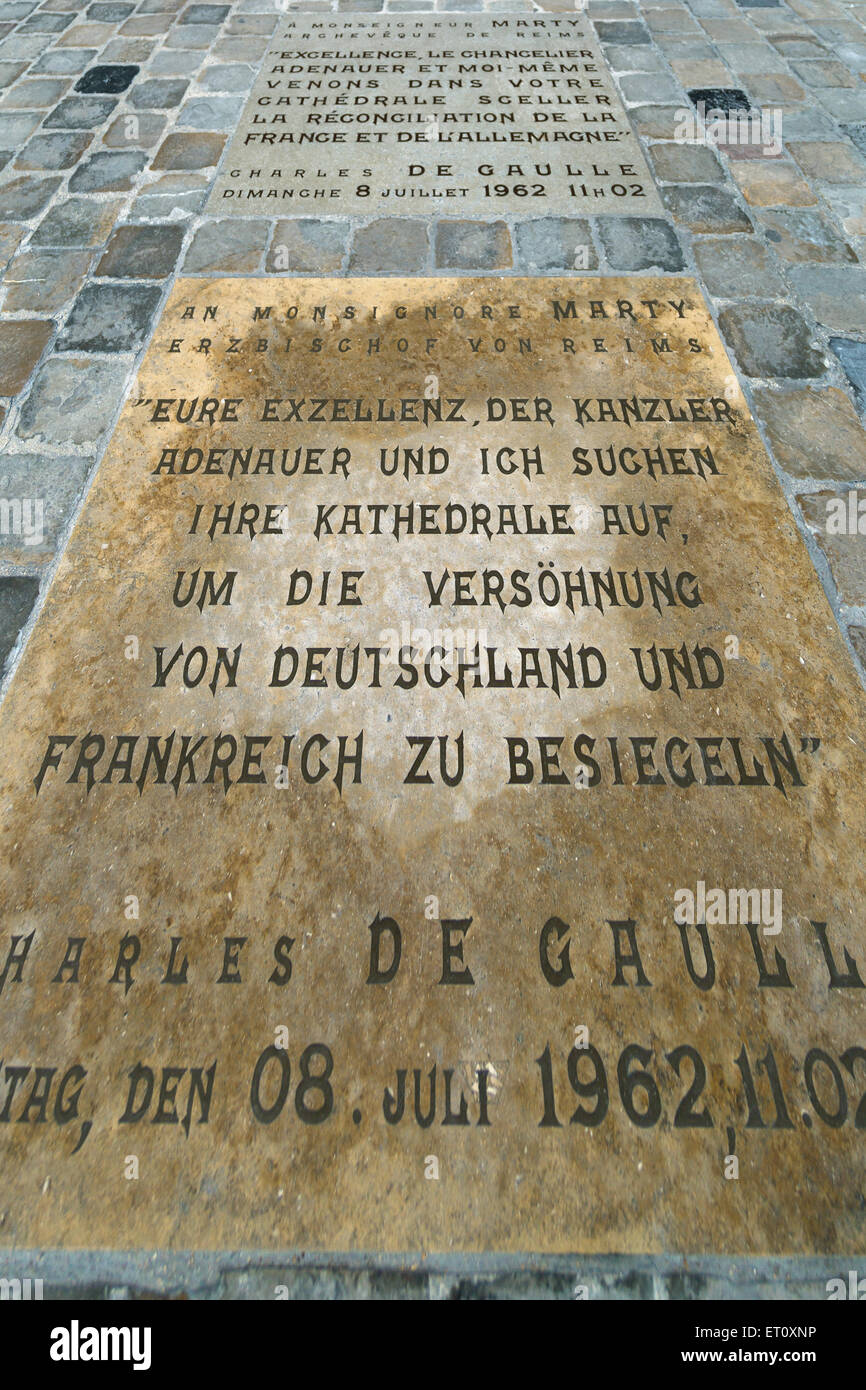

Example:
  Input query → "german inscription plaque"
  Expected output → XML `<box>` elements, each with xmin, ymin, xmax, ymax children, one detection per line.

<box><xmin>210</xmin><ymin>15</ymin><xmax>662</xmax><ymax>217</ymax></box>
<box><xmin>1</xmin><ymin>277</ymin><xmax>865</xmax><ymax>1255</ymax></box>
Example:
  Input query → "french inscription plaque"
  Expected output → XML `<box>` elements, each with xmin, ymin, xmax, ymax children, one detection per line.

<box><xmin>1</xmin><ymin>277</ymin><xmax>865</xmax><ymax>1255</ymax></box>
<box><xmin>210</xmin><ymin>15</ymin><xmax>662</xmax><ymax>217</ymax></box>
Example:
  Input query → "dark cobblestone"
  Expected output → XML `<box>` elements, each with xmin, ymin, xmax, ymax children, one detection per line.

<box><xmin>0</xmin><ymin>578</ymin><xmax>40</xmax><ymax>678</ymax></box>
<box><xmin>68</xmin><ymin>149</ymin><xmax>148</xmax><ymax>191</ymax></box>
<box><xmin>74</xmin><ymin>63</ymin><xmax>138</xmax><ymax>94</ymax></box>
<box><xmin>57</xmin><ymin>281</ymin><xmax>163</xmax><ymax>352</ymax></box>
<box><xmin>96</xmin><ymin>223</ymin><xmax>184</xmax><ymax>277</ymax></box>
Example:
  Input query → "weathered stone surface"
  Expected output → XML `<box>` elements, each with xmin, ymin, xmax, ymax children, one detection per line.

<box><xmin>753</xmin><ymin>386</ymin><xmax>866</xmax><ymax>480</ymax></box>
<box><xmin>0</xmin><ymin>453</ymin><xmax>91</xmax><ymax>566</ymax></box>
<box><xmin>0</xmin><ymin>576</ymin><xmax>40</xmax><ymax>676</ymax></box>
<box><xmin>594</xmin><ymin>19</ymin><xmax>651</xmax><ymax>42</ymax></box>
<box><xmin>788</xmin><ymin>267</ymin><xmax>866</xmax><ymax>335</ymax></box>
<box><xmin>31</xmin><ymin>49</ymin><xmax>99</xmax><ymax>76</ymax></box>
<box><xmin>129</xmin><ymin>77</ymin><xmax>190</xmax><ymax>109</ymax></box>
<box><xmin>95</xmin><ymin>223</ymin><xmax>184</xmax><ymax>278</ymax></box>
<box><xmin>744</xmin><ymin>75</ymin><xmax>806</xmax><ymax>107</ymax></box>
<box><xmin>816</xmin><ymin>89</ymin><xmax>866</xmax><ymax>123</ymax></box>
<box><xmin>662</xmin><ymin>183</ymin><xmax>753</xmax><ymax>231</ymax></box>
<box><xmin>0</xmin><ymin>111</ymin><xmax>43</xmax><ymax>147</ymax></box>
<box><xmin>2</xmin><ymin>248</ymin><xmax>92</xmax><ymax>314</ymax></box>
<box><xmin>175</xmin><ymin>95</ymin><xmax>243</xmax><ymax>130</ymax></box>
<box><xmin>434</xmin><ymin>220</ymin><xmax>512</xmax><ymax>270</ymax></box>
<box><xmin>16</xmin><ymin>353</ymin><xmax>132</xmax><ymax>447</ymax></box>
<box><xmin>729</xmin><ymin>158</ymin><xmax>817</xmax><ymax>207</ymax></box>
<box><xmin>0</xmin><ymin>318</ymin><xmax>54</xmax><ymax>394</ymax></box>
<box><xmin>14</xmin><ymin>130</ymin><xmax>94</xmax><ymax>171</ymax></box>
<box><xmin>68</xmin><ymin>149</ymin><xmax>148</xmax><ymax>191</ymax></box>
<box><xmin>648</xmin><ymin>141</ymin><xmax>724</xmax><ymax>183</ymax></box>
<box><xmin>0</xmin><ymin>221</ymin><xmax>25</xmax><ymax>270</ymax></box>
<box><xmin>718</xmin><ymin>303</ymin><xmax>825</xmax><ymax>377</ymax></box>
<box><xmin>597</xmin><ymin>214</ymin><xmax>685</xmax><ymax>268</ymax></box>
<box><xmin>183</xmin><ymin>218</ymin><xmax>269</xmax><ymax>273</ymax></box>
<box><xmin>790</xmin><ymin>59</ymin><xmax>858</xmax><ymax>89</ymax></box>
<box><xmin>798</xmin><ymin>489</ymin><xmax>866</xmax><ymax>605</ymax></box>
<box><xmin>2</xmin><ymin>276</ymin><xmax>865</xmax><ymax>1256</ymax></box>
<box><xmin>692</xmin><ymin>234</ymin><xmax>785</xmax><ymax>296</ymax></box>
<box><xmin>515</xmin><ymin>217</ymin><xmax>598</xmax><ymax>271</ymax></box>
<box><xmin>758</xmin><ymin>207</ymin><xmax>857</xmax><ymax>264</ymax></box>
<box><xmin>57</xmin><ymin>282</ymin><xmax>163</xmax><ymax>352</ymax></box>
<box><xmin>42</xmin><ymin>95</ymin><xmax>118</xmax><ymax>129</ymax></box>
<box><xmin>265</xmin><ymin>218</ymin><xmax>348</xmax><ymax>273</ymax></box>
<box><xmin>830</xmin><ymin>337</ymin><xmax>866</xmax><ymax>413</ymax></box>
<box><xmin>30</xmin><ymin>196</ymin><xmax>125</xmax><ymax>248</ymax></box>
<box><xmin>2</xmin><ymin>77</ymin><xmax>71</xmax><ymax>107</ymax></box>
<box><xmin>102</xmin><ymin>112</ymin><xmax>166</xmax><ymax>148</ymax></box>
<box><xmin>196</xmin><ymin>62</ymin><xmax>256</xmax><ymax>93</ymax></box>
<box><xmin>152</xmin><ymin>131</ymin><xmax>225</xmax><ymax>169</ymax></box>
<box><xmin>211</xmin><ymin>15</ymin><xmax>662</xmax><ymax>217</ymax></box>
<box><xmin>787</xmin><ymin>139</ymin><xmax>866</xmax><ymax>186</ymax></box>
<box><xmin>348</xmin><ymin>218</ymin><xmax>429</xmax><ymax>273</ymax></box>
<box><xmin>0</xmin><ymin>173</ymin><xmax>65</xmax><ymax>221</ymax></box>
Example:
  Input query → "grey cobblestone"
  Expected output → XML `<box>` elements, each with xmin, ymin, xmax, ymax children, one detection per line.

<box><xmin>753</xmin><ymin>385</ymin><xmax>866</xmax><ymax>479</ymax></box>
<box><xmin>95</xmin><ymin>222</ymin><xmax>184</xmax><ymax>276</ymax></box>
<box><xmin>2</xmin><ymin>247</ymin><xmax>93</xmax><ymax>313</ymax></box>
<box><xmin>266</xmin><ymin>217</ymin><xmax>349</xmax><ymax>273</ymax></box>
<box><xmin>0</xmin><ymin>452</ymin><xmax>92</xmax><ymax>566</ymax></box>
<box><xmin>718</xmin><ymin>302</ymin><xmax>827</xmax><ymax>376</ymax></box>
<box><xmin>57</xmin><ymin>281</ymin><xmax>163</xmax><ymax>352</ymax></box>
<box><xmin>349</xmin><ymin>217</ymin><xmax>429</xmax><ymax>272</ymax></box>
<box><xmin>514</xmin><ymin>217</ymin><xmax>599</xmax><ymax>272</ymax></box>
<box><xmin>693</xmin><ymin>232</ymin><xmax>787</xmax><ymax>294</ymax></box>
<box><xmin>830</xmin><ymin>337</ymin><xmax>866</xmax><ymax>411</ymax></box>
<box><xmin>789</xmin><ymin>264</ymin><xmax>866</xmax><ymax>331</ymax></box>
<box><xmin>68</xmin><ymin>148</ymin><xmax>148</xmax><ymax>190</ymax></box>
<box><xmin>184</xmin><ymin>215</ymin><xmax>268</xmax><ymax>270</ymax></box>
<box><xmin>14</xmin><ymin>130</ymin><xmax>94</xmax><ymax>171</ymax></box>
<box><xmin>15</xmin><ymin>352</ymin><xmax>134</xmax><ymax>447</ymax></box>
<box><xmin>758</xmin><ymin>206</ymin><xmax>858</xmax><ymax>262</ymax></box>
<box><xmin>662</xmin><ymin>182</ymin><xmax>753</xmax><ymax>230</ymax></box>
<box><xmin>434</xmin><ymin>220</ymin><xmax>512</xmax><ymax>270</ymax></box>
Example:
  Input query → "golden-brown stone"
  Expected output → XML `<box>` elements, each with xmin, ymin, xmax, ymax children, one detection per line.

<box><xmin>1</xmin><ymin>277</ymin><xmax>865</xmax><ymax>1255</ymax></box>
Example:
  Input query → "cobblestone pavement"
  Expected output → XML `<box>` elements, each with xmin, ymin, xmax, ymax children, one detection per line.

<box><xmin>1</xmin><ymin>0</ymin><xmax>865</xmax><ymax>690</ymax></box>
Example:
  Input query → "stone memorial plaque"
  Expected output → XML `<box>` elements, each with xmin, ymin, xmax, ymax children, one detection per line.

<box><xmin>1</xmin><ymin>276</ymin><xmax>866</xmax><ymax>1257</ymax></box>
<box><xmin>210</xmin><ymin>15</ymin><xmax>662</xmax><ymax>218</ymax></box>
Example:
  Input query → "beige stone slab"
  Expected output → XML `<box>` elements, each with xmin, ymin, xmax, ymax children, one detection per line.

<box><xmin>1</xmin><ymin>277</ymin><xmax>866</xmax><ymax>1256</ymax></box>
<box><xmin>209</xmin><ymin>15</ymin><xmax>663</xmax><ymax>217</ymax></box>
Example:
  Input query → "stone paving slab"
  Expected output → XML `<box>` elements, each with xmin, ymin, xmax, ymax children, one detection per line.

<box><xmin>0</xmin><ymin>0</ymin><xmax>865</xmax><ymax>1297</ymax></box>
